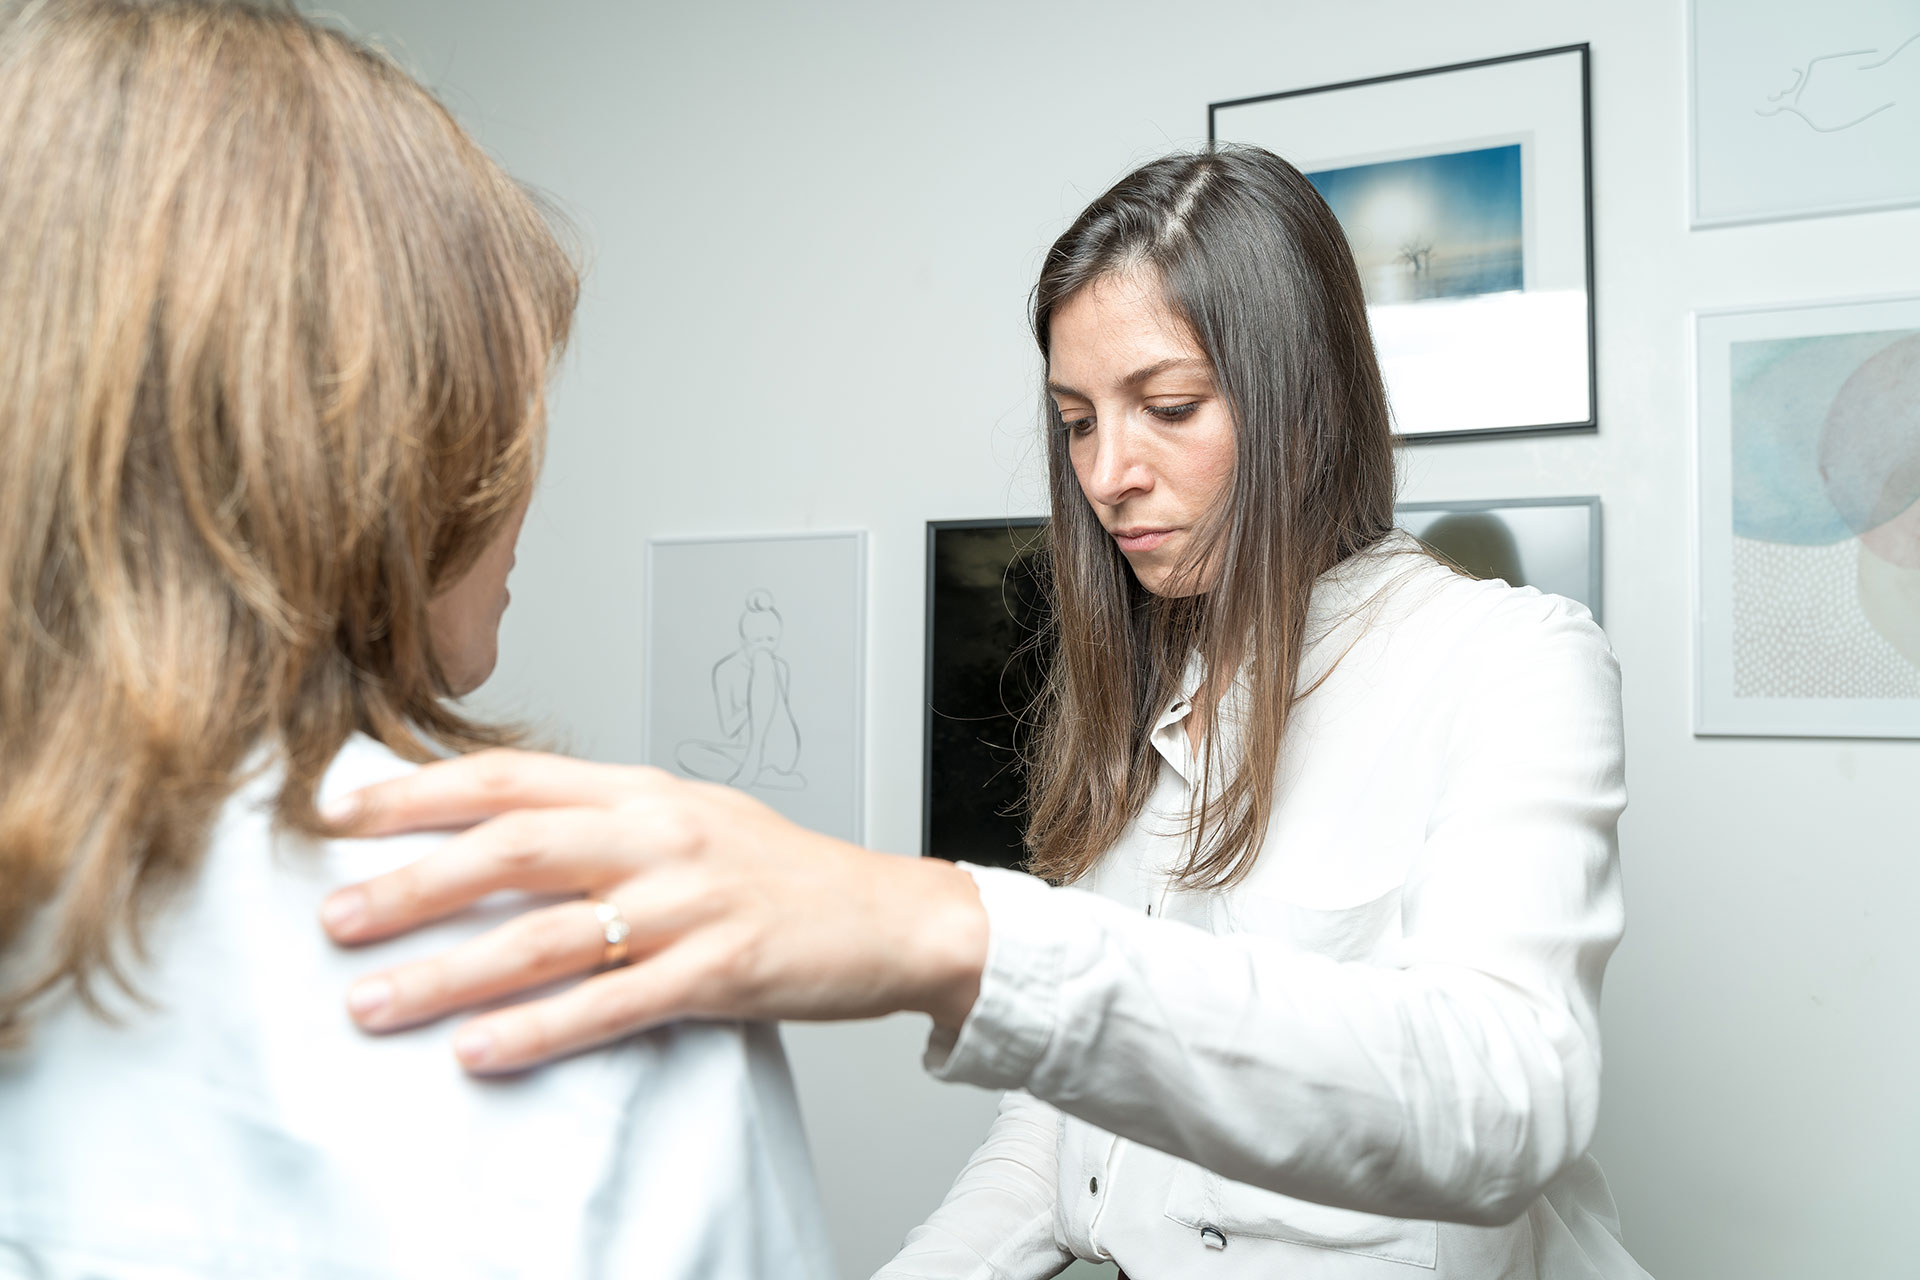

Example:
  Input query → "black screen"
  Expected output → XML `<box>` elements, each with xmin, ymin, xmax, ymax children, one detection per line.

<box><xmin>922</xmin><ymin>519</ymin><xmax>1050</xmax><ymax>870</ymax></box>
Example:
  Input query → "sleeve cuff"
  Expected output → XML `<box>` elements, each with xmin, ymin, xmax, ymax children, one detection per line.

<box><xmin>922</xmin><ymin>864</ymin><xmax>1064</xmax><ymax>1090</ymax></box>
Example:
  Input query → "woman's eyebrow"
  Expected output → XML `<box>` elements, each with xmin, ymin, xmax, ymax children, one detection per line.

<box><xmin>1046</xmin><ymin>357</ymin><xmax>1212</xmax><ymax>399</ymax></box>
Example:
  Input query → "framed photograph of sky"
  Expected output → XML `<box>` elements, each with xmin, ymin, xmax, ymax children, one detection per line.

<box><xmin>1310</xmin><ymin>145</ymin><xmax>1524</xmax><ymax>305</ymax></box>
<box><xmin>1211</xmin><ymin>45</ymin><xmax>1595</xmax><ymax>442</ymax></box>
<box><xmin>1695</xmin><ymin>296</ymin><xmax>1920</xmax><ymax>737</ymax></box>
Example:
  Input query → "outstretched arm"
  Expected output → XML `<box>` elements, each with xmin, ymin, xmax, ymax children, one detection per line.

<box><xmin>320</xmin><ymin>604</ymin><xmax>1621</xmax><ymax>1224</ymax></box>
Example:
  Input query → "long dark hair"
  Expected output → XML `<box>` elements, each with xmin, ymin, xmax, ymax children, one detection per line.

<box><xmin>1023</xmin><ymin>146</ymin><xmax>1396</xmax><ymax>889</ymax></box>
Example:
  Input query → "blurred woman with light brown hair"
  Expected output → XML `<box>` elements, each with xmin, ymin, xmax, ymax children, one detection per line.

<box><xmin>0</xmin><ymin>2</ymin><xmax>831</xmax><ymax>1275</ymax></box>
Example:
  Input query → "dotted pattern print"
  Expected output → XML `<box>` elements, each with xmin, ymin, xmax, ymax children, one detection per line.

<box><xmin>1731</xmin><ymin>536</ymin><xmax>1920</xmax><ymax>699</ymax></box>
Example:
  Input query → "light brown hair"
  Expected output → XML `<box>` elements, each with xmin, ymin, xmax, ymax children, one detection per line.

<box><xmin>1024</xmin><ymin>148</ymin><xmax>1397</xmax><ymax>889</ymax></box>
<box><xmin>0</xmin><ymin>0</ymin><xmax>577</xmax><ymax>1037</ymax></box>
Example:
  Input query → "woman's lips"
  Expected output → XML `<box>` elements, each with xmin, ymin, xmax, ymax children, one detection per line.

<box><xmin>1113</xmin><ymin>527</ymin><xmax>1174</xmax><ymax>553</ymax></box>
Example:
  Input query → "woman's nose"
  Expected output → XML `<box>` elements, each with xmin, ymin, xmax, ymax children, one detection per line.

<box><xmin>1084</xmin><ymin>420</ymin><xmax>1153</xmax><ymax>507</ymax></box>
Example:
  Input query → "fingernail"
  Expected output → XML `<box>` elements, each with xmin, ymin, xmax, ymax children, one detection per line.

<box><xmin>453</xmin><ymin>1024</ymin><xmax>497</xmax><ymax>1069</ymax></box>
<box><xmin>320</xmin><ymin>889</ymin><xmax>366</xmax><ymax>936</ymax></box>
<box><xmin>320</xmin><ymin>792</ymin><xmax>361</xmax><ymax>825</ymax></box>
<box><xmin>346</xmin><ymin>977</ymin><xmax>392</xmax><ymax>1023</ymax></box>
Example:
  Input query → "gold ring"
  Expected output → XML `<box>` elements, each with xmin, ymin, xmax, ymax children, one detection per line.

<box><xmin>592</xmin><ymin>898</ymin><xmax>631</xmax><ymax>968</ymax></box>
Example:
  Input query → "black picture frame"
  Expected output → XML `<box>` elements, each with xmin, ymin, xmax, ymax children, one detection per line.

<box><xmin>921</xmin><ymin>517</ymin><xmax>1049</xmax><ymax>870</ymax></box>
<box><xmin>1210</xmin><ymin>44</ymin><xmax>1597</xmax><ymax>444</ymax></box>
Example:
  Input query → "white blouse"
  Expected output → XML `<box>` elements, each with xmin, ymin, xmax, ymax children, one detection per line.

<box><xmin>882</xmin><ymin>534</ymin><xmax>1653</xmax><ymax>1280</ymax></box>
<box><xmin>0</xmin><ymin>735</ymin><xmax>834</xmax><ymax>1280</ymax></box>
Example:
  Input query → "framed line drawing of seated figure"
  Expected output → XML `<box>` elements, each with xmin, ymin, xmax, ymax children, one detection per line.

<box><xmin>674</xmin><ymin>589</ymin><xmax>808</xmax><ymax>793</ymax></box>
<box><xmin>645</xmin><ymin>531</ymin><xmax>866</xmax><ymax>842</ymax></box>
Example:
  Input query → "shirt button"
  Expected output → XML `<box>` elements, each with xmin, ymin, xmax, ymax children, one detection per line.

<box><xmin>1089</xmin><ymin>1177</ymin><xmax>1099</xmax><ymax>1195</ymax></box>
<box><xmin>1200</xmin><ymin>1226</ymin><xmax>1227</xmax><ymax>1250</ymax></box>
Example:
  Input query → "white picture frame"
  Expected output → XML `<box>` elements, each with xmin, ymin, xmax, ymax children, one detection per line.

<box><xmin>1210</xmin><ymin>45</ymin><xmax>1595</xmax><ymax>442</ymax></box>
<box><xmin>1690</xmin><ymin>0</ymin><xmax>1920</xmax><ymax>229</ymax></box>
<box><xmin>644</xmin><ymin>531</ymin><xmax>867</xmax><ymax>840</ymax></box>
<box><xmin>1694</xmin><ymin>296</ymin><xmax>1920</xmax><ymax>738</ymax></box>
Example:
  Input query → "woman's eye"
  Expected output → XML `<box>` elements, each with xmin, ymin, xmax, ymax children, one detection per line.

<box><xmin>1146</xmin><ymin>402</ymin><xmax>1200</xmax><ymax>421</ymax></box>
<box><xmin>1060</xmin><ymin>414</ymin><xmax>1095</xmax><ymax>436</ymax></box>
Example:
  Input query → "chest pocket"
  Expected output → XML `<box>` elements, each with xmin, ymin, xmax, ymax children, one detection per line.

<box><xmin>1220</xmin><ymin>882</ymin><xmax>1405</xmax><ymax>964</ymax></box>
<box><xmin>1164</xmin><ymin>1162</ymin><xmax>1439</xmax><ymax>1267</ymax></box>
<box><xmin>1171</xmin><ymin>883</ymin><xmax>1435</xmax><ymax>1266</ymax></box>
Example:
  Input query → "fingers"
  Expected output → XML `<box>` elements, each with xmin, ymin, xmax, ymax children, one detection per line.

<box><xmin>346</xmin><ymin>895</ymin><xmax>659</xmax><ymax>1033</ymax></box>
<box><xmin>325</xmin><ymin>748</ymin><xmax>665</xmax><ymax>837</ymax></box>
<box><xmin>446</xmin><ymin>943</ymin><xmax>718</xmax><ymax>1074</ymax></box>
<box><xmin>322</xmin><ymin>805</ymin><xmax>661</xmax><ymax>944</ymax></box>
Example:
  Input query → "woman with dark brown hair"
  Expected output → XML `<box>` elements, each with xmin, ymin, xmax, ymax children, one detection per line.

<box><xmin>0</xmin><ymin>2</ymin><xmax>829</xmax><ymax>1275</ymax></box>
<box><xmin>320</xmin><ymin>151</ymin><xmax>1651</xmax><ymax>1277</ymax></box>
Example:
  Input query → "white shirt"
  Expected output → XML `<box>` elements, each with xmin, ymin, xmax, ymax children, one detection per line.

<box><xmin>882</xmin><ymin>535</ymin><xmax>1653</xmax><ymax>1280</ymax></box>
<box><xmin>0</xmin><ymin>734</ymin><xmax>835</xmax><ymax>1280</ymax></box>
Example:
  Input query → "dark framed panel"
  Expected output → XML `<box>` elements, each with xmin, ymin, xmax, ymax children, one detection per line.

<box><xmin>1398</xmin><ymin>495</ymin><xmax>1603</xmax><ymax>623</ymax></box>
<box><xmin>1211</xmin><ymin>44</ymin><xmax>1596</xmax><ymax>443</ymax></box>
<box><xmin>921</xmin><ymin>518</ymin><xmax>1049</xmax><ymax>870</ymax></box>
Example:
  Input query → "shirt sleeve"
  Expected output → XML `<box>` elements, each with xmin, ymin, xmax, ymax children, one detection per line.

<box><xmin>871</xmin><ymin>1090</ymin><xmax>1074</xmax><ymax>1280</ymax></box>
<box><xmin>923</xmin><ymin>599</ymin><xmax>1627</xmax><ymax>1227</ymax></box>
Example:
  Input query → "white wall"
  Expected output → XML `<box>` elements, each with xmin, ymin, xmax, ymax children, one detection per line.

<box><xmin>319</xmin><ymin>2</ymin><xmax>1920</xmax><ymax>1276</ymax></box>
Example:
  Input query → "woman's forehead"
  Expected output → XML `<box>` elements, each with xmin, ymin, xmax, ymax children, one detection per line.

<box><xmin>1047</xmin><ymin>276</ymin><xmax>1208</xmax><ymax>394</ymax></box>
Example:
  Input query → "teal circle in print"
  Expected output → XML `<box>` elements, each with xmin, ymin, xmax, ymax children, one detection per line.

<box><xmin>1729</xmin><ymin>330</ymin><xmax>1915</xmax><ymax>545</ymax></box>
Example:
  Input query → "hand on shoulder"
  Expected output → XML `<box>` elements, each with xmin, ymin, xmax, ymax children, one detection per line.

<box><xmin>320</xmin><ymin>751</ymin><xmax>988</xmax><ymax>1073</ymax></box>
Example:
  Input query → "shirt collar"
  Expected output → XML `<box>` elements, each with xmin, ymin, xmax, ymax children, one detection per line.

<box><xmin>1151</xmin><ymin>649</ymin><xmax>1207</xmax><ymax>735</ymax></box>
<box><xmin>1145</xmin><ymin>530</ymin><xmax>1420</xmax><ymax>774</ymax></box>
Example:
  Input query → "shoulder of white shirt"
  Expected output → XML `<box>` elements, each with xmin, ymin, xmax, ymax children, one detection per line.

<box><xmin>1359</xmin><ymin>531</ymin><xmax>1604</xmax><ymax>639</ymax></box>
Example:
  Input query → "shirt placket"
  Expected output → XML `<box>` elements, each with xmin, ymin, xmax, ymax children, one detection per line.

<box><xmin>1081</xmin><ymin>690</ymin><xmax>1198</xmax><ymax>1263</ymax></box>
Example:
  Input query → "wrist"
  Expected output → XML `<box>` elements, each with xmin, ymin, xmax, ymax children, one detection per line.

<box><xmin>900</xmin><ymin>856</ymin><xmax>986</xmax><ymax>1032</ymax></box>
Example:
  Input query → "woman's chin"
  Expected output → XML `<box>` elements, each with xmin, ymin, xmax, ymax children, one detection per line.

<box><xmin>1127</xmin><ymin>558</ymin><xmax>1201</xmax><ymax>599</ymax></box>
